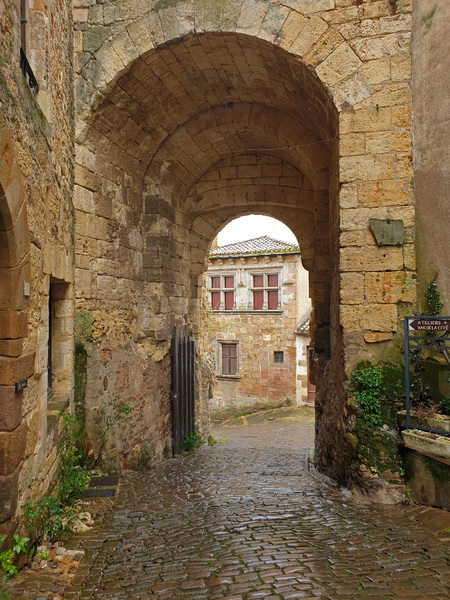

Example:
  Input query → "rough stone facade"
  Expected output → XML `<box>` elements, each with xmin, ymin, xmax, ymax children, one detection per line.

<box><xmin>2</xmin><ymin>0</ymin><xmax>450</xmax><ymax>528</ymax></box>
<box><xmin>206</xmin><ymin>237</ymin><xmax>311</xmax><ymax>410</ymax></box>
<box><xmin>71</xmin><ymin>0</ymin><xmax>415</xmax><ymax>488</ymax></box>
<box><xmin>0</xmin><ymin>0</ymin><xmax>74</xmax><ymax>532</ymax></box>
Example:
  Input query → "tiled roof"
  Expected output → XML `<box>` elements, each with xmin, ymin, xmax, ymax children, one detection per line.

<box><xmin>210</xmin><ymin>235</ymin><xmax>300</xmax><ymax>258</ymax></box>
<box><xmin>296</xmin><ymin>310</ymin><xmax>311</xmax><ymax>335</ymax></box>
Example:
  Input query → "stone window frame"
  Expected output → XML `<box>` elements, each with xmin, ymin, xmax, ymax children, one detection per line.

<box><xmin>248</xmin><ymin>269</ymin><xmax>281</xmax><ymax>311</ymax></box>
<box><xmin>208</xmin><ymin>272</ymin><xmax>236</xmax><ymax>311</ymax></box>
<box><xmin>217</xmin><ymin>340</ymin><xmax>240</xmax><ymax>379</ymax></box>
<box><xmin>274</xmin><ymin>351</ymin><xmax>284</xmax><ymax>364</ymax></box>
<box><xmin>47</xmin><ymin>278</ymin><xmax>73</xmax><ymax>412</ymax></box>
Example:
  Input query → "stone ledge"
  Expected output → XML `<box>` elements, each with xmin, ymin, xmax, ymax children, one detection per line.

<box><xmin>402</xmin><ymin>430</ymin><xmax>450</xmax><ymax>460</ymax></box>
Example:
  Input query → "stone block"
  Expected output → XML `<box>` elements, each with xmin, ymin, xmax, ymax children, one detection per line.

<box><xmin>0</xmin><ymin>420</ymin><xmax>27</xmax><ymax>476</ymax></box>
<box><xmin>340</xmin><ymin>304</ymin><xmax>397</xmax><ymax>332</ymax></box>
<box><xmin>351</xmin><ymin>33</ymin><xmax>399</xmax><ymax>61</ymax></box>
<box><xmin>316</xmin><ymin>43</ymin><xmax>362</xmax><ymax>87</ymax></box>
<box><xmin>340</xmin><ymin>246</ymin><xmax>404</xmax><ymax>272</ymax></box>
<box><xmin>340</xmin><ymin>133</ymin><xmax>365</xmax><ymax>156</ymax></box>
<box><xmin>0</xmin><ymin>467</ymin><xmax>19</xmax><ymax>522</ymax></box>
<box><xmin>0</xmin><ymin>353</ymin><xmax>35</xmax><ymax>386</ymax></box>
<box><xmin>340</xmin><ymin>272</ymin><xmax>364</xmax><ymax>304</ymax></box>
<box><xmin>0</xmin><ymin>339</ymin><xmax>23</xmax><ymax>357</ymax></box>
<box><xmin>392</xmin><ymin>106</ymin><xmax>411</xmax><ymax>128</ymax></box>
<box><xmin>365</xmin><ymin>271</ymin><xmax>416</xmax><ymax>303</ymax></box>
<box><xmin>279</xmin><ymin>10</ymin><xmax>308</xmax><ymax>50</ymax></box>
<box><xmin>364</xmin><ymin>332</ymin><xmax>394</xmax><ymax>343</ymax></box>
<box><xmin>357</xmin><ymin>179</ymin><xmax>408</xmax><ymax>207</ymax></box>
<box><xmin>339</xmin><ymin>183</ymin><xmax>358</xmax><ymax>209</ymax></box>
<box><xmin>0</xmin><ymin>387</ymin><xmax>22</xmax><ymax>432</ymax></box>
<box><xmin>372</xmin><ymin>82</ymin><xmax>410</xmax><ymax>108</ymax></box>
<box><xmin>290</xmin><ymin>16</ymin><xmax>328</xmax><ymax>57</ymax></box>
<box><xmin>340</xmin><ymin>108</ymin><xmax>390</xmax><ymax>134</ymax></box>
<box><xmin>0</xmin><ymin>311</ymin><xmax>28</xmax><ymax>339</ymax></box>
<box><xmin>366</xmin><ymin>131</ymin><xmax>411</xmax><ymax>154</ymax></box>
<box><xmin>391</xmin><ymin>54</ymin><xmax>411</xmax><ymax>81</ymax></box>
<box><xmin>360</xmin><ymin>58</ymin><xmax>391</xmax><ymax>85</ymax></box>
<box><xmin>340</xmin><ymin>154</ymin><xmax>394</xmax><ymax>182</ymax></box>
<box><xmin>395</xmin><ymin>152</ymin><xmax>413</xmax><ymax>178</ymax></box>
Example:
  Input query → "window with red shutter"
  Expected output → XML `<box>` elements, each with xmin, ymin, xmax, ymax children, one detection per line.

<box><xmin>211</xmin><ymin>291</ymin><xmax>220</xmax><ymax>310</ymax></box>
<box><xmin>253</xmin><ymin>290</ymin><xmax>264</xmax><ymax>310</ymax></box>
<box><xmin>222</xmin><ymin>343</ymin><xmax>237</xmax><ymax>375</ymax></box>
<box><xmin>224</xmin><ymin>291</ymin><xmax>234</xmax><ymax>310</ymax></box>
<box><xmin>268</xmin><ymin>290</ymin><xmax>278</xmax><ymax>309</ymax></box>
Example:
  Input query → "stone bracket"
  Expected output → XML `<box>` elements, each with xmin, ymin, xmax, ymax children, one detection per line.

<box><xmin>369</xmin><ymin>218</ymin><xmax>406</xmax><ymax>246</ymax></box>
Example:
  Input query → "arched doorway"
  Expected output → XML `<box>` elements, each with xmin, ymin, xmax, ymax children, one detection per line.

<box><xmin>73</xmin><ymin>1</ymin><xmax>414</xmax><ymax>485</ymax></box>
<box><xmin>0</xmin><ymin>168</ymin><xmax>31</xmax><ymax>526</ymax></box>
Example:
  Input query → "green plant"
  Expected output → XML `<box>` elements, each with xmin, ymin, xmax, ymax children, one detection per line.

<box><xmin>24</xmin><ymin>496</ymin><xmax>68</xmax><ymax>542</ymax></box>
<box><xmin>350</xmin><ymin>365</ymin><xmax>384</xmax><ymax>427</ymax></box>
<box><xmin>92</xmin><ymin>395</ymin><xmax>135</xmax><ymax>467</ymax></box>
<box><xmin>58</xmin><ymin>413</ymin><xmax>90</xmax><ymax>504</ymax></box>
<box><xmin>351</xmin><ymin>361</ymin><xmax>404</xmax><ymax>428</ymax></box>
<box><xmin>25</xmin><ymin>412</ymin><xmax>90</xmax><ymax>544</ymax></box>
<box><xmin>438</xmin><ymin>394</ymin><xmax>450</xmax><ymax>416</ymax></box>
<box><xmin>424</xmin><ymin>272</ymin><xmax>443</xmax><ymax>316</ymax></box>
<box><xmin>183</xmin><ymin>430</ymin><xmax>206</xmax><ymax>452</ymax></box>
<box><xmin>0</xmin><ymin>535</ymin><xmax>30</xmax><ymax>579</ymax></box>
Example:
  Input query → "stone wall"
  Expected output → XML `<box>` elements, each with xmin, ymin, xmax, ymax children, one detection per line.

<box><xmin>71</xmin><ymin>0</ymin><xmax>416</xmax><ymax>491</ymax></box>
<box><xmin>412</xmin><ymin>0</ymin><xmax>450</xmax><ymax>312</ymax></box>
<box><xmin>0</xmin><ymin>0</ymin><xmax>74</xmax><ymax>532</ymax></box>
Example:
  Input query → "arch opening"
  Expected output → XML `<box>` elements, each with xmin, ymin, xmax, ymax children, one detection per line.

<box><xmin>206</xmin><ymin>215</ymin><xmax>314</xmax><ymax>416</ymax></box>
<box><xmin>74</xmin><ymin>30</ymin><xmax>340</xmax><ymax>475</ymax></box>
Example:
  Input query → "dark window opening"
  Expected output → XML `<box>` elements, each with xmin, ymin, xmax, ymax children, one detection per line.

<box><xmin>274</xmin><ymin>351</ymin><xmax>284</xmax><ymax>364</ymax></box>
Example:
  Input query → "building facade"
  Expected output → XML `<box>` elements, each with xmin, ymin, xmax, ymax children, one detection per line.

<box><xmin>207</xmin><ymin>236</ymin><xmax>311</xmax><ymax>410</ymax></box>
<box><xmin>0</xmin><ymin>0</ymin><xmax>74</xmax><ymax>533</ymax></box>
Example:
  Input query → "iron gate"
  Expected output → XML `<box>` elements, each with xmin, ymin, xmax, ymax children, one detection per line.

<box><xmin>171</xmin><ymin>327</ymin><xmax>195</xmax><ymax>455</ymax></box>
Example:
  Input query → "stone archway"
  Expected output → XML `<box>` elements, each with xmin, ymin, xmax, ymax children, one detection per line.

<box><xmin>74</xmin><ymin>1</ymin><xmax>415</xmax><ymax>486</ymax></box>
<box><xmin>0</xmin><ymin>133</ymin><xmax>32</xmax><ymax>527</ymax></box>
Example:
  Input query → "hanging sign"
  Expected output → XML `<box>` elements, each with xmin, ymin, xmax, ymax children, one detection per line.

<box><xmin>408</xmin><ymin>319</ymin><xmax>450</xmax><ymax>332</ymax></box>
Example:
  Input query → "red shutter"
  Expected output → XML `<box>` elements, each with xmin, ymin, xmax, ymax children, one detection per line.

<box><xmin>268</xmin><ymin>274</ymin><xmax>278</xmax><ymax>287</ymax></box>
<box><xmin>211</xmin><ymin>277</ymin><xmax>220</xmax><ymax>288</ymax></box>
<box><xmin>253</xmin><ymin>290</ymin><xmax>263</xmax><ymax>309</ymax></box>
<box><xmin>211</xmin><ymin>291</ymin><xmax>220</xmax><ymax>310</ymax></box>
<box><xmin>224</xmin><ymin>291</ymin><xmax>234</xmax><ymax>310</ymax></box>
<box><xmin>253</xmin><ymin>274</ymin><xmax>263</xmax><ymax>287</ymax></box>
<box><xmin>268</xmin><ymin>290</ymin><xmax>278</xmax><ymax>309</ymax></box>
<box><xmin>224</xmin><ymin>276</ymin><xmax>234</xmax><ymax>288</ymax></box>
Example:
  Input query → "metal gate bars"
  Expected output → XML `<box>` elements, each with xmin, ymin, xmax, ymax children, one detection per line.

<box><xmin>171</xmin><ymin>327</ymin><xmax>195</xmax><ymax>455</ymax></box>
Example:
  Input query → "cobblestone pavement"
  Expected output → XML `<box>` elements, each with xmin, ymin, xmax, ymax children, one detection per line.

<box><xmin>6</xmin><ymin>419</ymin><xmax>450</xmax><ymax>600</ymax></box>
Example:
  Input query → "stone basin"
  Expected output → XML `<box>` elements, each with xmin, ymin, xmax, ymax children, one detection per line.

<box><xmin>402</xmin><ymin>429</ymin><xmax>450</xmax><ymax>460</ymax></box>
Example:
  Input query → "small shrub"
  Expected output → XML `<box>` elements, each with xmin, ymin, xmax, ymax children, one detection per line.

<box><xmin>24</xmin><ymin>496</ymin><xmax>68</xmax><ymax>543</ymax></box>
<box><xmin>25</xmin><ymin>412</ymin><xmax>90</xmax><ymax>545</ymax></box>
<box><xmin>183</xmin><ymin>430</ymin><xmax>205</xmax><ymax>452</ymax></box>
<box><xmin>350</xmin><ymin>365</ymin><xmax>384</xmax><ymax>427</ymax></box>
<box><xmin>92</xmin><ymin>395</ymin><xmax>135</xmax><ymax>468</ymax></box>
<box><xmin>350</xmin><ymin>361</ymin><xmax>404</xmax><ymax>428</ymax></box>
<box><xmin>0</xmin><ymin>535</ymin><xmax>29</xmax><ymax>579</ymax></box>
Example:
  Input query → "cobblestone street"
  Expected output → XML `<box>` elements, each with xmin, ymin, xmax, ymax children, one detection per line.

<box><xmin>6</xmin><ymin>417</ymin><xmax>450</xmax><ymax>599</ymax></box>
